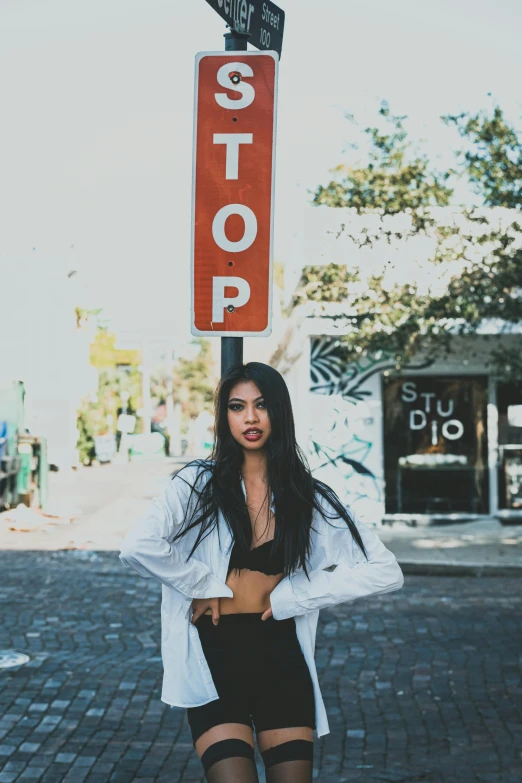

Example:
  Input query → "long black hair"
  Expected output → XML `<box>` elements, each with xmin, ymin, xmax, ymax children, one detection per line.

<box><xmin>171</xmin><ymin>362</ymin><xmax>368</xmax><ymax>579</ymax></box>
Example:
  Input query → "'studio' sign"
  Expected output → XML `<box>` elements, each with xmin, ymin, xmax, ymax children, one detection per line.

<box><xmin>191</xmin><ymin>52</ymin><xmax>278</xmax><ymax>336</ymax></box>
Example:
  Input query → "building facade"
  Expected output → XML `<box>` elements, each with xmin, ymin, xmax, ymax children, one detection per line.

<box><xmin>274</xmin><ymin>206</ymin><xmax>522</xmax><ymax>526</ymax></box>
<box><xmin>276</xmin><ymin>317</ymin><xmax>522</xmax><ymax>527</ymax></box>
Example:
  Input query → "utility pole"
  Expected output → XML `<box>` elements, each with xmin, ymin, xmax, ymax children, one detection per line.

<box><xmin>220</xmin><ymin>27</ymin><xmax>249</xmax><ymax>377</ymax></box>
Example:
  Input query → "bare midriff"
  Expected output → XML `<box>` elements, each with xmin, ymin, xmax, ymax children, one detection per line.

<box><xmin>203</xmin><ymin>568</ymin><xmax>285</xmax><ymax>615</ymax></box>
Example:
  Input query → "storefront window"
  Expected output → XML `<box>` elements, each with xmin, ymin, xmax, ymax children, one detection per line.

<box><xmin>497</xmin><ymin>384</ymin><xmax>522</xmax><ymax>512</ymax></box>
<box><xmin>383</xmin><ymin>376</ymin><xmax>489</xmax><ymax>514</ymax></box>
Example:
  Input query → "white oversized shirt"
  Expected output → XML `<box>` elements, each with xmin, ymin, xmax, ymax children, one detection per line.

<box><xmin>119</xmin><ymin>461</ymin><xmax>404</xmax><ymax>738</ymax></box>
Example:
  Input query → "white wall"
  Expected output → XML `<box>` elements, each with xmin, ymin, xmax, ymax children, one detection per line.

<box><xmin>280</xmin><ymin>321</ymin><xmax>386</xmax><ymax>525</ymax></box>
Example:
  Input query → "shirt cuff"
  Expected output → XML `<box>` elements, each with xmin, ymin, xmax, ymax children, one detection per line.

<box><xmin>270</xmin><ymin>575</ymin><xmax>300</xmax><ymax>620</ymax></box>
<box><xmin>188</xmin><ymin>573</ymin><xmax>234</xmax><ymax>600</ymax></box>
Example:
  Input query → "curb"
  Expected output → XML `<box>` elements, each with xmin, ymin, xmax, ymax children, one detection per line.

<box><xmin>399</xmin><ymin>561</ymin><xmax>522</xmax><ymax>577</ymax></box>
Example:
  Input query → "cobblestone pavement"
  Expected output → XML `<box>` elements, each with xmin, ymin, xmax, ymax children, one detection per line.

<box><xmin>0</xmin><ymin>552</ymin><xmax>521</xmax><ymax>783</ymax></box>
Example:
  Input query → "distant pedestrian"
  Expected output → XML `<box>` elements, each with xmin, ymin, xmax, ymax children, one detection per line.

<box><xmin>120</xmin><ymin>362</ymin><xmax>404</xmax><ymax>782</ymax></box>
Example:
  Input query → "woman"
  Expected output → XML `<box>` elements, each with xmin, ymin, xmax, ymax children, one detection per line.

<box><xmin>120</xmin><ymin>362</ymin><xmax>404</xmax><ymax>782</ymax></box>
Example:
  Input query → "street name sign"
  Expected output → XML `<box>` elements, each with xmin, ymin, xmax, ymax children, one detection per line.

<box><xmin>204</xmin><ymin>0</ymin><xmax>285</xmax><ymax>58</ymax></box>
<box><xmin>191</xmin><ymin>52</ymin><xmax>278</xmax><ymax>337</ymax></box>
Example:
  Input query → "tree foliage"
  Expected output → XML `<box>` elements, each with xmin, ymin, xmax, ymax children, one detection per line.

<box><xmin>444</xmin><ymin>106</ymin><xmax>522</xmax><ymax>208</ymax></box>
<box><xmin>295</xmin><ymin>102</ymin><xmax>522</xmax><ymax>380</ymax></box>
<box><xmin>150</xmin><ymin>338</ymin><xmax>217</xmax><ymax>430</ymax></box>
<box><xmin>313</xmin><ymin>103</ymin><xmax>453</xmax><ymax>226</ymax></box>
<box><xmin>293</xmin><ymin>263</ymin><xmax>359</xmax><ymax>306</ymax></box>
<box><xmin>77</xmin><ymin>324</ymin><xmax>145</xmax><ymax>464</ymax></box>
<box><xmin>173</xmin><ymin>338</ymin><xmax>217</xmax><ymax>421</ymax></box>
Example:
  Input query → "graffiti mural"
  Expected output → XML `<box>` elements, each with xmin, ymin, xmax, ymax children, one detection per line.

<box><xmin>308</xmin><ymin>337</ymin><xmax>432</xmax><ymax>521</ymax></box>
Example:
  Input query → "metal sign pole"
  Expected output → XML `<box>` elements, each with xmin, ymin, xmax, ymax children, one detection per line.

<box><xmin>220</xmin><ymin>27</ymin><xmax>249</xmax><ymax>377</ymax></box>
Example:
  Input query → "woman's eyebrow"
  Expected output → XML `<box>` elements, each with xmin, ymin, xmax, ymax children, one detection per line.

<box><xmin>228</xmin><ymin>396</ymin><xmax>265</xmax><ymax>403</ymax></box>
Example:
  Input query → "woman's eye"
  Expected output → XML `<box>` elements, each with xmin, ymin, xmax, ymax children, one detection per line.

<box><xmin>257</xmin><ymin>401</ymin><xmax>266</xmax><ymax>409</ymax></box>
<box><xmin>228</xmin><ymin>404</ymin><xmax>242</xmax><ymax>411</ymax></box>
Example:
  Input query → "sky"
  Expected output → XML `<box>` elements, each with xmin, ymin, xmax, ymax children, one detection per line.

<box><xmin>1</xmin><ymin>0</ymin><xmax>521</xmax><ymax>354</ymax></box>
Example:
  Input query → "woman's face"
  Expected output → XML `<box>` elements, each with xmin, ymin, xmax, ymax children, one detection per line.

<box><xmin>227</xmin><ymin>380</ymin><xmax>271</xmax><ymax>451</ymax></box>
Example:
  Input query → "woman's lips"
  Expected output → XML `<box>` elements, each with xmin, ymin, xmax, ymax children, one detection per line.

<box><xmin>243</xmin><ymin>430</ymin><xmax>262</xmax><ymax>441</ymax></box>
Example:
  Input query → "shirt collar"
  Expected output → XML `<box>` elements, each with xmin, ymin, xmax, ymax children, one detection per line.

<box><xmin>240</xmin><ymin>475</ymin><xmax>276</xmax><ymax>514</ymax></box>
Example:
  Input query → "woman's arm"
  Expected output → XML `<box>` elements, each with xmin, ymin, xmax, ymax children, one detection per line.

<box><xmin>269</xmin><ymin>509</ymin><xmax>404</xmax><ymax>621</ymax></box>
<box><xmin>119</xmin><ymin>469</ymin><xmax>233</xmax><ymax>601</ymax></box>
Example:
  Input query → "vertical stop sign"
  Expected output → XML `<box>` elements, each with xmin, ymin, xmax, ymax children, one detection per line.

<box><xmin>191</xmin><ymin>52</ymin><xmax>278</xmax><ymax>336</ymax></box>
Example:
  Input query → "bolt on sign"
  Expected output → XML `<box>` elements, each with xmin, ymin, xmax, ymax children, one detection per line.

<box><xmin>191</xmin><ymin>52</ymin><xmax>278</xmax><ymax>336</ymax></box>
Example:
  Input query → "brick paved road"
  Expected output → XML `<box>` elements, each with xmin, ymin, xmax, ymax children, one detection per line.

<box><xmin>0</xmin><ymin>552</ymin><xmax>521</xmax><ymax>783</ymax></box>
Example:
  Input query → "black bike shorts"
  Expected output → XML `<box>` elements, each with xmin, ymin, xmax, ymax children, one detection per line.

<box><xmin>186</xmin><ymin>612</ymin><xmax>316</xmax><ymax>745</ymax></box>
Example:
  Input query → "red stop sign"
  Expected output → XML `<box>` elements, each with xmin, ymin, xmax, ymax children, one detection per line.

<box><xmin>191</xmin><ymin>52</ymin><xmax>278</xmax><ymax>336</ymax></box>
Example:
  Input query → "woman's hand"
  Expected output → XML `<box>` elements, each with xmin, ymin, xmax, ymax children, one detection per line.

<box><xmin>191</xmin><ymin>597</ymin><xmax>220</xmax><ymax>625</ymax></box>
<box><xmin>261</xmin><ymin>605</ymin><xmax>272</xmax><ymax>621</ymax></box>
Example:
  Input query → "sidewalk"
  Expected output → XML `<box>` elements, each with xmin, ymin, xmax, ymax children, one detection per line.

<box><xmin>379</xmin><ymin>516</ymin><xmax>522</xmax><ymax>576</ymax></box>
<box><xmin>0</xmin><ymin>458</ymin><xmax>186</xmax><ymax>552</ymax></box>
<box><xmin>0</xmin><ymin>457</ymin><xmax>520</xmax><ymax>575</ymax></box>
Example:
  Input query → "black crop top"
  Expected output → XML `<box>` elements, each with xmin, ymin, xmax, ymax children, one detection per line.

<box><xmin>227</xmin><ymin>538</ymin><xmax>285</xmax><ymax>577</ymax></box>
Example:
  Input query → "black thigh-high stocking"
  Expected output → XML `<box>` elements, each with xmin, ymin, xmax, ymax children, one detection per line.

<box><xmin>262</xmin><ymin>739</ymin><xmax>314</xmax><ymax>783</ymax></box>
<box><xmin>200</xmin><ymin>738</ymin><xmax>259</xmax><ymax>783</ymax></box>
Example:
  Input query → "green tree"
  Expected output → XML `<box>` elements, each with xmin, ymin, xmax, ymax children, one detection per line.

<box><xmin>293</xmin><ymin>263</ymin><xmax>360</xmax><ymax>306</ymax></box>
<box><xmin>444</xmin><ymin>105</ymin><xmax>522</xmax><ymax>208</ymax></box>
<box><xmin>294</xmin><ymin>102</ymin><xmax>522</xmax><ymax>380</ymax></box>
<box><xmin>313</xmin><ymin>103</ymin><xmax>453</xmax><ymax>224</ymax></box>
<box><xmin>174</xmin><ymin>338</ymin><xmax>217</xmax><ymax>422</ymax></box>
<box><xmin>76</xmin><ymin>408</ymin><xmax>96</xmax><ymax>466</ymax></box>
<box><xmin>148</xmin><ymin>339</ymin><xmax>217</xmax><ymax>448</ymax></box>
<box><xmin>76</xmin><ymin>324</ymin><xmax>144</xmax><ymax>463</ymax></box>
